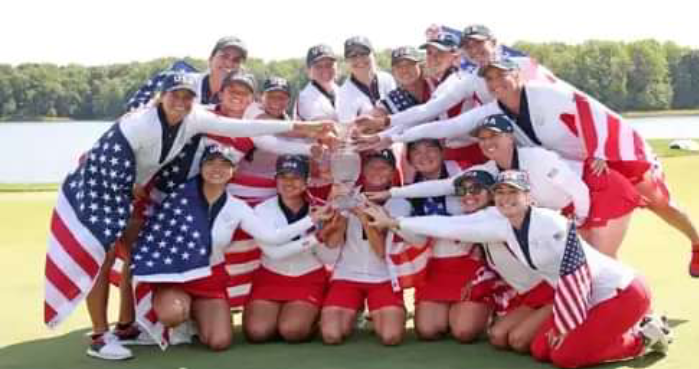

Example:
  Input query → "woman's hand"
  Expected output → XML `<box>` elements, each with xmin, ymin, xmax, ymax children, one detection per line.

<box><xmin>359</xmin><ymin>201</ymin><xmax>399</xmax><ymax>230</ymax></box>
<box><xmin>589</xmin><ymin>158</ymin><xmax>609</xmax><ymax>176</ymax></box>
<box><xmin>352</xmin><ymin>134</ymin><xmax>392</xmax><ymax>152</ymax></box>
<box><xmin>310</xmin><ymin>203</ymin><xmax>335</xmax><ymax>224</ymax></box>
<box><xmin>293</xmin><ymin>120</ymin><xmax>337</xmax><ymax>139</ymax></box>
<box><xmin>364</xmin><ymin>190</ymin><xmax>391</xmax><ymax>202</ymax></box>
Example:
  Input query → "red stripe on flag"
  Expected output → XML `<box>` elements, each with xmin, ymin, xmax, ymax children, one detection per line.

<box><xmin>390</xmin><ymin>239</ymin><xmax>433</xmax><ymax>264</ymax></box>
<box><xmin>45</xmin><ymin>257</ymin><xmax>81</xmax><ymax>301</ymax></box>
<box><xmin>560</xmin><ymin>113</ymin><xmax>579</xmax><ymax>137</ymax></box>
<box><xmin>632</xmin><ymin>131</ymin><xmax>648</xmax><ymax>162</ymax></box>
<box><xmin>50</xmin><ymin>211</ymin><xmax>100</xmax><ymax>278</ymax></box>
<box><xmin>225</xmin><ymin>249</ymin><xmax>261</xmax><ymax>264</ymax></box>
<box><xmin>605</xmin><ymin>114</ymin><xmax>621</xmax><ymax>161</ymax></box>
<box><xmin>232</xmin><ymin>229</ymin><xmax>252</xmax><ymax>241</ymax></box>
<box><xmin>135</xmin><ymin>282</ymin><xmax>152</xmax><ymax>302</ymax></box>
<box><xmin>230</xmin><ymin>173</ymin><xmax>276</xmax><ymax>188</ymax></box>
<box><xmin>145</xmin><ymin>309</ymin><xmax>158</xmax><ymax>324</ymax></box>
<box><xmin>44</xmin><ymin>302</ymin><xmax>58</xmax><ymax>325</ymax></box>
<box><xmin>574</xmin><ymin>94</ymin><xmax>598</xmax><ymax>158</ymax></box>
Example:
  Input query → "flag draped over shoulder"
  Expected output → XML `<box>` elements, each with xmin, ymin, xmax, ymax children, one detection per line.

<box><xmin>45</xmin><ymin>123</ymin><xmax>136</xmax><ymax>328</ymax></box>
<box><xmin>553</xmin><ymin>223</ymin><xmax>593</xmax><ymax>335</ymax></box>
<box><xmin>125</xmin><ymin>60</ymin><xmax>199</xmax><ymax>111</ymax></box>
<box><xmin>131</xmin><ymin>180</ymin><xmax>214</xmax><ymax>283</ymax></box>
<box><xmin>570</xmin><ymin>92</ymin><xmax>651</xmax><ymax>164</ymax></box>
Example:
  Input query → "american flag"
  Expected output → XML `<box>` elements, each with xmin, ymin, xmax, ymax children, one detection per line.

<box><xmin>147</xmin><ymin>135</ymin><xmax>204</xmax><ymax>203</ymax></box>
<box><xmin>381</xmin><ymin>88</ymin><xmax>421</xmax><ymax>114</ymax></box>
<box><xmin>421</xmin><ymin>197</ymin><xmax>448</xmax><ymax>216</ymax></box>
<box><xmin>44</xmin><ymin>123</ymin><xmax>136</xmax><ymax>327</ymax></box>
<box><xmin>130</xmin><ymin>178</ymin><xmax>217</xmax><ymax>349</ymax></box>
<box><xmin>131</xmin><ymin>180</ymin><xmax>214</xmax><ymax>283</ymax></box>
<box><xmin>425</xmin><ymin>24</ymin><xmax>528</xmax><ymax>73</ymax></box>
<box><xmin>125</xmin><ymin>60</ymin><xmax>199</xmax><ymax>111</ymax></box>
<box><xmin>553</xmin><ymin>222</ymin><xmax>592</xmax><ymax>335</ymax></box>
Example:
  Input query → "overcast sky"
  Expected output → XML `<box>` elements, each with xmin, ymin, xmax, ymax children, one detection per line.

<box><xmin>2</xmin><ymin>0</ymin><xmax>695</xmax><ymax>66</ymax></box>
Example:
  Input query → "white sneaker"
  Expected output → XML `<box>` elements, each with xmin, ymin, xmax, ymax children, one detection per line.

<box><xmin>640</xmin><ymin>314</ymin><xmax>673</xmax><ymax>355</ymax></box>
<box><xmin>86</xmin><ymin>331</ymin><xmax>133</xmax><ymax>360</ymax></box>
<box><xmin>112</xmin><ymin>323</ymin><xmax>158</xmax><ymax>346</ymax></box>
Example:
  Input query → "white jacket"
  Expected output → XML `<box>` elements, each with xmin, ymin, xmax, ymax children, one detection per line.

<box><xmin>254</xmin><ymin>196</ymin><xmax>340</xmax><ymax>276</ymax></box>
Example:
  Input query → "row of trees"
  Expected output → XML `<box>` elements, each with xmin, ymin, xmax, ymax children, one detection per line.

<box><xmin>1</xmin><ymin>39</ymin><xmax>698</xmax><ymax>121</ymax></box>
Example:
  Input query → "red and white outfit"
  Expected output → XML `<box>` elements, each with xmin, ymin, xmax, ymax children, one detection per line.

<box><xmin>392</xmin><ymin>82</ymin><xmax>664</xmax><ymax>204</ymax></box>
<box><xmin>249</xmin><ymin>196</ymin><xmax>340</xmax><ymax>306</ymax></box>
<box><xmin>324</xmin><ymin>198</ymin><xmax>418</xmax><ymax>312</ymax></box>
<box><xmin>398</xmin><ymin>207</ymin><xmax>650</xmax><ymax>368</ymax></box>
<box><xmin>380</xmin><ymin>56</ymin><xmax>560</xmax><ymax>136</ymax></box>
<box><xmin>392</xmin><ymin>146</ymin><xmax>638</xmax><ymax>229</ymax></box>
<box><xmin>133</xmin><ymin>181</ymin><xmax>317</xmax><ymax>348</ymax></box>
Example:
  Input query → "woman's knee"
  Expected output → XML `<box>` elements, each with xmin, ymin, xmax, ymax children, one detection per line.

<box><xmin>488</xmin><ymin>324</ymin><xmax>510</xmax><ymax>349</ymax></box>
<box><xmin>279</xmin><ymin>319</ymin><xmax>314</xmax><ymax>343</ymax></box>
<box><xmin>201</xmin><ymin>330</ymin><xmax>232</xmax><ymax>351</ymax></box>
<box><xmin>415</xmin><ymin>321</ymin><xmax>446</xmax><ymax>341</ymax></box>
<box><xmin>451</xmin><ymin>322</ymin><xmax>482</xmax><ymax>343</ymax></box>
<box><xmin>507</xmin><ymin>329</ymin><xmax>533</xmax><ymax>353</ymax></box>
<box><xmin>377</xmin><ymin>328</ymin><xmax>404</xmax><ymax>346</ymax></box>
<box><xmin>155</xmin><ymin>296</ymin><xmax>190</xmax><ymax>327</ymax></box>
<box><xmin>244</xmin><ymin>321</ymin><xmax>276</xmax><ymax>343</ymax></box>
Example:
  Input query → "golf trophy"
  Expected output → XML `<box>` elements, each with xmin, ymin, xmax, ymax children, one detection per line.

<box><xmin>330</xmin><ymin>122</ymin><xmax>362</xmax><ymax>211</ymax></box>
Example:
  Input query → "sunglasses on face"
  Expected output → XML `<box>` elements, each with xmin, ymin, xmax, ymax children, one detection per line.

<box><xmin>455</xmin><ymin>183</ymin><xmax>487</xmax><ymax>196</ymax></box>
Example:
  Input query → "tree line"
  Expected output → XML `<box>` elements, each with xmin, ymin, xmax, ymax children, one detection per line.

<box><xmin>1</xmin><ymin>39</ymin><xmax>698</xmax><ymax>121</ymax></box>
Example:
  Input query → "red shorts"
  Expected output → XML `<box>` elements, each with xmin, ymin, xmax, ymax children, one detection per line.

<box><xmin>249</xmin><ymin>266</ymin><xmax>329</xmax><ymax>306</ymax></box>
<box><xmin>506</xmin><ymin>282</ymin><xmax>555</xmax><ymax>312</ymax></box>
<box><xmin>564</xmin><ymin>162</ymin><xmax>640</xmax><ymax>229</ymax></box>
<box><xmin>323</xmin><ymin>280</ymin><xmax>404</xmax><ymax>312</ymax></box>
<box><xmin>608</xmin><ymin>160</ymin><xmax>671</xmax><ymax>204</ymax></box>
<box><xmin>154</xmin><ymin>263</ymin><xmax>229</xmax><ymax>300</ymax></box>
<box><xmin>414</xmin><ymin>256</ymin><xmax>484</xmax><ymax>303</ymax></box>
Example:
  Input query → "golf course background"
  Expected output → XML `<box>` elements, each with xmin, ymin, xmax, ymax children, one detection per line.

<box><xmin>1</xmin><ymin>152</ymin><xmax>697</xmax><ymax>369</ymax></box>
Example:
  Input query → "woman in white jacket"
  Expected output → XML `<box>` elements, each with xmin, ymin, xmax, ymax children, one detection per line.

<box><xmin>243</xmin><ymin>155</ymin><xmax>341</xmax><ymax>343</ymax></box>
<box><xmin>363</xmin><ymin>170</ymin><xmax>672</xmax><ymax>368</ymax></box>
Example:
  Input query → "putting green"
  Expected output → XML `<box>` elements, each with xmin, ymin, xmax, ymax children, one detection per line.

<box><xmin>1</xmin><ymin>157</ymin><xmax>697</xmax><ymax>369</ymax></box>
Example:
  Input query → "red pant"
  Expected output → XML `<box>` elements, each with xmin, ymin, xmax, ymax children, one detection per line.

<box><xmin>531</xmin><ymin>278</ymin><xmax>650</xmax><ymax>368</ymax></box>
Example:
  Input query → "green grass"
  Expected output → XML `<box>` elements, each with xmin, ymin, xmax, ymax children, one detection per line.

<box><xmin>0</xmin><ymin>183</ymin><xmax>60</xmax><ymax>192</ymax></box>
<box><xmin>623</xmin><ymin>109</ymin><xmax>699</xmax><ymax>118</ymax></box>
<box><xmin>648</xmin><ymin>139</ymin><xmax>699</xmax><ymax>158</ymax></box>
<box><xmin>1</xmin><ymin>157</ymin><xmax>698</xmax><ymax>369</ymax></box>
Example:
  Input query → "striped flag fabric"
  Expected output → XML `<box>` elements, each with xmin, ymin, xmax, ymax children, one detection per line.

<box><xmin>553</xmin><ymin>222</ymin><xmax>593</xmax><ymax>335</ymax></box>
<box><xmin>570</xmin><ymin>92</ymin><xmax>651</xmax><ymax>164</ymax></box>
<box><xmin>45</xmin><ymin>123</ymin><xmax>137</xmax><ymax>328</ymax></box>
<box><xmin>387</xmin><ymin>233</ymin><xmax>432</xmax><ymax>291</ymax></box>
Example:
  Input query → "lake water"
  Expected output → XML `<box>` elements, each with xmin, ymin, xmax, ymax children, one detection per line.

<box><xmin>1</xmin><ymin>116</ymin><xmax>698</xmax><ymax>184</ymax></box>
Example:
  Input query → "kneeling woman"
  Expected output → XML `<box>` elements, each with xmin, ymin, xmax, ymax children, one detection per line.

<box><xmin>131</xmin><ymin>145</ymin><xmax>326</xmax><ymax>351</ymax></box>
<box><xmin>365</xmin><ymin>170</ymin><xmax>671</xmax><ymax>368</ymax></box>
<box><xmin>244</xmin><ymin>155</ymin><xmax>341</xmax><ymax>343</ymax></box>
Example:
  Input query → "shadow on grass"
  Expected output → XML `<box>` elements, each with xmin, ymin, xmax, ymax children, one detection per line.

<box><xmin>0</xmin><ymin>327</ymin><xmax>673</xmax><ymax>369</ymax></box>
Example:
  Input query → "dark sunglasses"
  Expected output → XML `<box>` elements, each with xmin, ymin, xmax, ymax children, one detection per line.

<box><xmin>455</xmin><ymin>183</ymin><xmax>487</xmax><ymax>196</ymax></box>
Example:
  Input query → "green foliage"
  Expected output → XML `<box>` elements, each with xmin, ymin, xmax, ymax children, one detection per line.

<box><xmin>3</xmin><ymin>40</ymin><xmax>699</xmax><ymax>122</ymax></box>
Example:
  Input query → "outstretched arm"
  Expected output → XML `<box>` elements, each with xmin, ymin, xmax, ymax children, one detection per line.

<box><xmin>388</xmin><ymin>102</ymin><xmax>501</xmax><ymax>143</ymax></box>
